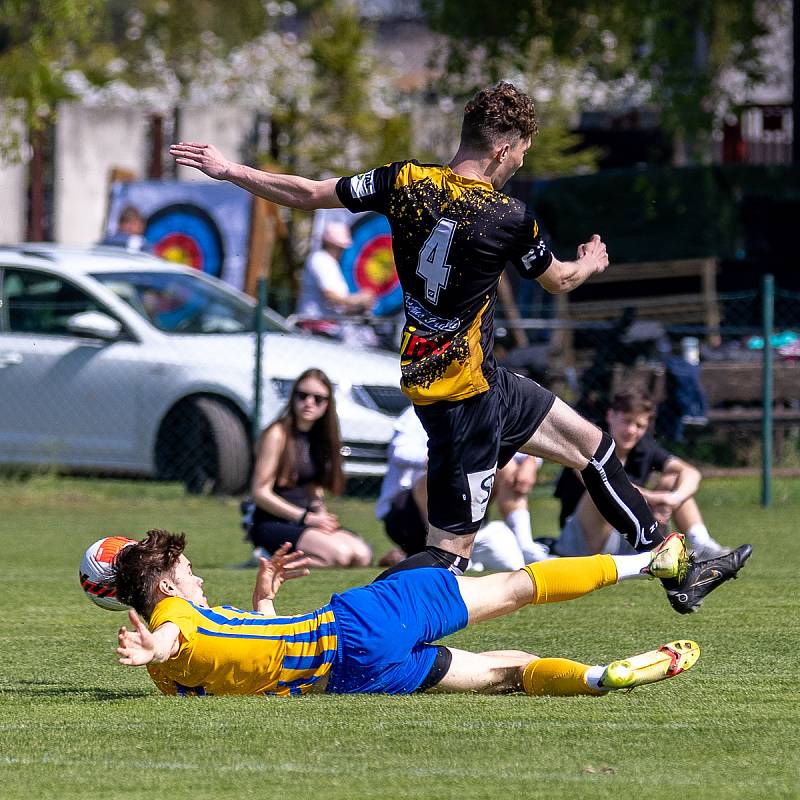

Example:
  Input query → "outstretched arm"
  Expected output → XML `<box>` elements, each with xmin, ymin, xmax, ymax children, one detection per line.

<box><xmin>537</xmin><ymin>234</ymin><xmax>609</xmax><ymax>294</ymax></box>
<box><xmin>169</xmin><ymin>142</ymin><xmax>343</xmax><ymax>211</ymax></box>
<box><xmin>117</xmin><ymin>609</ymin><xmax>179</xmax><ymax>666</ymax></box>
<box><xmin>252</xmin><ymin>542</ymin><xmax>312</xmax><ymax>615</ymax></box>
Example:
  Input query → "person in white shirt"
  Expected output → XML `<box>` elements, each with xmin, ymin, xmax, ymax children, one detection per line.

<box><xmin>376</xmin><ymin>406</ymin><xmax>549</xmax><ymax>570</ymax></box>
<box><xmin>296</xmin><ymin>222</ymin><xmax>374</xmax><ymax>323</ymax></box>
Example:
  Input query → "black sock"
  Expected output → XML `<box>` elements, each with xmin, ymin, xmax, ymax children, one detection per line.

<box><xmin>373</xmin><ymin>546</ymin><xmax>470</xmax><ymax>582</ymax></box>
<box><xmin>580</xmin><ymin>432</ymin><xmax>662</xmax><ymax>552</ymax></box>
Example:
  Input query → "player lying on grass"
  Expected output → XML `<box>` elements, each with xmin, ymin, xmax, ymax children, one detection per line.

<box><xmin>114</xmin><ymin>529</ymin><xmax>700</xmax><ymax>697</ymax></box>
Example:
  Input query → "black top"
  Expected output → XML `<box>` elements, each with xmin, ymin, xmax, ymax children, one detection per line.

<box><xmin>336</xmin><ymin>161</ymin><xmax>552</xmax><ymax>405</ymax></box>
<box><xmin>554</xmin><ymin>433</ymin><xmax>673</xmax><ymax>528</ymax></box>
<box><xmin>253</xmin><ymin>429</ymin><xmax>319</xmax><ymax>521</ymax></box>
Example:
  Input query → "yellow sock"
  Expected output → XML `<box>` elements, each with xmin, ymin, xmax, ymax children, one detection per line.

<box><xmin>523</xmin><ymin>554</ymin><xmax>618</xmax><ymax>604</ymax></box>
<box><xmin>522</xmin><ymin>658</ymin><xmax>604</xmax><ymax>697</ymax></box>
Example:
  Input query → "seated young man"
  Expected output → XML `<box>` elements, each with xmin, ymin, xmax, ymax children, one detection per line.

<box><xmin>554</xmin><ymin>389</ymin><xmax>733</xmax><ymax>561</ymax></box>
<box><xmin>113</xmin><ymin>529</ymin><xmax>702</xmax><ymax>698</ymax></box>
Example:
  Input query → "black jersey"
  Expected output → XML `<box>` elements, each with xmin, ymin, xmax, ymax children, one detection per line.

<box><xmin>554</xmin><ymin>433</ymin><xmax>673</xmax><ymax>528</ymax></box>
<box><xmin>336</xmin><ymin>161</ymin><xmax>553</xmax><ymax>404</ymax></box>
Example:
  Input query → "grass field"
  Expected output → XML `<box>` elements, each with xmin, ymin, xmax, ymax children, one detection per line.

<box><xmin>1</xmin><ymin>474</ymin><xmax>799</xmax><ymax>799</ymax></box>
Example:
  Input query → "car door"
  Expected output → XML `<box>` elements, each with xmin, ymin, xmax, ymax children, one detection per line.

<box><xmin>0</xmin><ymin>266</ymin><xmax>148</xmax><ymax>471</ymax></box>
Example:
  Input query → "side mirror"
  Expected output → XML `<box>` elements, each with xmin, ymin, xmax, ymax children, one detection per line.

<box><xmin>66</xmin><ymin>311</ymin><xmax>122</xmax><ymax>341</ymax></box>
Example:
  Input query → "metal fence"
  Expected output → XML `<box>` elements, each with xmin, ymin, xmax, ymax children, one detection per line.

<box><xmin>495</xmin><ymin>275</ymin><xmax>800</xmax><ymax>506</ymax></box>
<box><xmin>2</xmin><ymin>262</ymin><xmax>797</xmax><ymax>508</ymax></box>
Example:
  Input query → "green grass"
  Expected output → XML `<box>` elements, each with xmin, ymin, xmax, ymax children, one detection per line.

<box><xmin>1</xmin><ymin>474</ymin><xmax>799</xmax><ymax>799</ymax></box>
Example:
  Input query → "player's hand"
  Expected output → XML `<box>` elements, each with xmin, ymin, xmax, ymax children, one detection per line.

<box><xmin>644</xmin><ymin>490</ymin><xmax>678</xmax><ymax>524</ymax></box>
<box><xmin>578</xmin><ymin>234</ymin><xmax>609</xmax><ymax>274</ymax></box>
<box><xmin>253</xmin><ymin>542</ymin><xmax>311</xmax><ymax>604</ymax></box>
<box><xmin>169</xmin><ymin>142</ymin><xmax>232</xmax><ymax>180</ymax></box>
<box><xmin>117</xmin><ymin>609</ymin><xmax>156</xmax><ymax>667</ymax></box>
<box><xmin>305</xmin><ymin>509</ymin><xmax>339</xmax><ymax>533</ymax></box>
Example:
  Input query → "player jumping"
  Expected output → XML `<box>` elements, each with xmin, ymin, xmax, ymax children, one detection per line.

<box><xmin>170</xmin><ymin>81</ymin><xmax>750</xmax><ymax>613</ymax></box>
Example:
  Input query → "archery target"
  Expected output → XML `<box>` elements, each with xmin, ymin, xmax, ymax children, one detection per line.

<box><xmin>339</xmin><ymin>212</ymin><xmax>401</xmax><ymax>316</ymax></box>
<box><xmin>145</xmin><ymin>203</ymin><xmax>225</xmax><ymax>278</ymax></box>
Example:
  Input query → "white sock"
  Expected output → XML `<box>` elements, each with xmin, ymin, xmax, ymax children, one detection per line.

<box><xmin>584</xmin><ymin>665</ymin><xmax>607</xmax><ymax>691</ymax></box>
<box><xmin>506</xmin><ymin>508</ymin><xmax>549</xmax><ymax>561</ymax></box>
<box><xmin>686</xmin><ymin>523</ymin><xmax>712</xmax><ymax>545</ymax></box>
<box><xmin>505</xmin><ymin>508</ymin><xmax>532</xmax><ymax>541</ymax></box>
<box><xmin>611</xmin><ymin>551</ymin><xmax>652</xmax><ymax>581</ymax></box>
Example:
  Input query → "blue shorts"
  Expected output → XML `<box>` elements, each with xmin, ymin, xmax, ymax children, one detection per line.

<box><xmin>326</xmin><ymin>568</ymin><xmax>469</xmax><ymax>695</ymax></box>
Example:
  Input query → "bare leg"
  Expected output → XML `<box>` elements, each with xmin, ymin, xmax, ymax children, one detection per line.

<box><xmin>519</xmin><ymin>396</ymin><xmax>601</xmax><ymax>467</ymax></box>
<box><xmin>426</xmin><ymin>525</ymin><xmax>476</xmax><ymax>559</ymax></box>
<box><xmin>296</xmin><ymin>528</ymin><xmax>372</xmax><ymax>567</ymax></box>
<box><xmin>430</xmin><ymin>647</ymin><xmax>536</xmax><ymax>693</ymax></box>
<box><xmin>455</xmin><ymin>570</ymin><xmax>538</xmax><ymax>623</ymax></box>
<box><xmin>523</xmin><ymin>397</ymin><xmax>659</xmax><ymax>552</ymax></box>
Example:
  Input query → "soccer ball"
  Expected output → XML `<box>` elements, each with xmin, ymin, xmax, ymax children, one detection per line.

<box><xmin>79</xmin><ymin>536</ymin><xmax>136</xmax><ymax>610</ymax></box>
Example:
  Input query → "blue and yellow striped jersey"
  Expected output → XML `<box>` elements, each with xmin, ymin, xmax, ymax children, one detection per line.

<box><xmin>145</xmin><ymin>597</ymin><xmax>338</xmax><ymax>696</ymax></box>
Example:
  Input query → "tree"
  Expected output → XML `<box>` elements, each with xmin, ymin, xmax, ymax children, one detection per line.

<box><xmin>421</xmin><ymin>0</ymin><xmax>772</xmax><ymax>164</ymax></box>
<box><xmin>0</xmin><ymin>0</ymin><xmax>108</xmax><ymax>157</ymax></box>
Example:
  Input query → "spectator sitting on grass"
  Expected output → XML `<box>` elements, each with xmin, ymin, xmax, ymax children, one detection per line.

<box><xmin>553</xmin><ymin>388</ymin><xmax>728</xmax><ymax>560</ymax></box>
<box><xmin>244</xmin><ymin>368</ymin><xmax>372</xmax><ymax>568</ymax></box>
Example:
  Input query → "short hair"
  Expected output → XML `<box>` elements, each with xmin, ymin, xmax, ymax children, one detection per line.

<box><xmin>460</xmin><ymin>82</ymin><xmax>538</xmax><ymax>151</ymax></box>
<box><xmin>118</xmin><ymin>205</ymin><xmax>145</xmax><ymax>226</ymax></box>
<box><xmin>609</xmin><ymin>388</ymin><xmax>655</xmax><ymax>418</ymax></box>
<box><xmin>114</xmin><ymin>529</ymin><xmax>186</xmax><ymax>618</ymax></box>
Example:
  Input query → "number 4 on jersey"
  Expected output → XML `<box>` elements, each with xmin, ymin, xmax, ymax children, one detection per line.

<box><xmin>416</xmin><ymin>218</ymin><xmax>457</xmax><ymax>305</ymax></box>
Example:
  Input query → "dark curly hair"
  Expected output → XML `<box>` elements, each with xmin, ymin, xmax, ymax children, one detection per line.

<box><xmin>114</xmin><ymin>529</ymin><xmax>186</xmax><ymax>619</ymax></box>
<box><xmin>460</xmin><ymin>82</ymin><xmax>538</xmax><ymax>151</ymax></box>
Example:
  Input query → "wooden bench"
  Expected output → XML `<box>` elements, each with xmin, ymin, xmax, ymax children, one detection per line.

<box><xmin>699</xmin><ymin>362</ymin><xmax>800</xmax><ymax>426</ymax></box>
<box><xmin>554</xmin><ymin>259</ymin><xmax>721</xmax><ymax>364</ymax></box>
<box><xmin>611</xmin><ymin>360</ymin><xmax>800</xmax><ymax>459</ymax></box>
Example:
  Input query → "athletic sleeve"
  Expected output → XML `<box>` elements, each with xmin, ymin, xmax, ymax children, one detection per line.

<box><xmin>148</xmin><ymin>596</ymin><xmax>198</xmax><ymax>653</ymax></box>
<box><xmin>335</xmin><ymin>161</ymin><xmax>407</xmax><ymax>215</ymax></box>
<box><xmin>508</xmin><ymin>210</ymin><xmax>553</xmax><ymax>279</ymax></box>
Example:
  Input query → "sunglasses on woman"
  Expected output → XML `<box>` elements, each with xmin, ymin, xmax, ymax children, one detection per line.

<box><xmin>294</xmin><ymin>390</ymin><xmax>330</xmax><ymax>406</ymax></box>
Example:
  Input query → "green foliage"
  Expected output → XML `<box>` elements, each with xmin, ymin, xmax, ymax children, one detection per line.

<box><xmin>529</xmin><ymin>163</ymin><xmax>800</xmax><ymax>262</ymax></box>
<box><xmin>276</xmin><ymin>0</ymin><xmax>411</xmax><ymax>174</ymax></box>
<box><xmin>0</xmin><ymin>0</ymin><xmax>105</xmax><ymax>124</ymax></box>
<box><xmin>523</xmin><ymin>105</ymin><xmax>604</xmax><ymax>179</ymax></box>
<box><xmin>108</xmin><ymin>0</ymin><xmax>270</xmax><ymax>87</ymax></box>
<box><xmin>0</xmin><ymin>474</ymin><xmax>799</xmax><ymax>798</ymax></box>
<box><xmin>421</xmin><ymin>0</ymin><xmax>773</xmax><ymax>161</ymax></box>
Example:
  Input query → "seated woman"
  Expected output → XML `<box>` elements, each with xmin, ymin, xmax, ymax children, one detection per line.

<box><xmin>247</xmin><ymin>368</ymin><xmax>372</xmax><ymax>568</ymax></box>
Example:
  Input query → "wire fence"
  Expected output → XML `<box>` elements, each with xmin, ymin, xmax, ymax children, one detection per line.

<box><xmin>2</xmin><ymin>262</ymin><xmax>798</xmax><ymax>510</ymax></box>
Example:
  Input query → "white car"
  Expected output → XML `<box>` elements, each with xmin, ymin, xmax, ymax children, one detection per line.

<box><xmin>0</xmin><ymin>244</ymin><xmax>408</xmax><ymax>493</ymax></box>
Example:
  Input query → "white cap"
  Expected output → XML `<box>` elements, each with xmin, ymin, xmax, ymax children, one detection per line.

<box><xmin>322</xmin><ymin>222</ymin><xmax>352</xmax><ymax>249</ymax></box>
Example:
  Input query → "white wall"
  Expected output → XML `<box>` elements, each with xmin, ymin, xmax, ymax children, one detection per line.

<box><xmin>54</xmin><ymin>103</ymin><xmax>148</xmax><ymax>245</ymax></box>
<box><xmin>176</xmin><ymin>106</ymin><xmax>253</xmax><ymax>182</ymax></box>
<box><xmin>0</xmin><ymin>109</ymin><xmax>28</xmax><ymax>244</ymax></box>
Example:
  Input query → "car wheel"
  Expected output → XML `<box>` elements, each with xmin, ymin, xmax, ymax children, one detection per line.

<box><xmin>156</xmin><ymin>397</ymin><xmax>251</xmax><ymax>495</ymax></box>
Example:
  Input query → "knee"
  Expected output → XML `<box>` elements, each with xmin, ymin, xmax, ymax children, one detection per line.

<box><xmin>353</xmin><ymin>539</ymin><xmax>373</xmax><ymax>567</ymax></box>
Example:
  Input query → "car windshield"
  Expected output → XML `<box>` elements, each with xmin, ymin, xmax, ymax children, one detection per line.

<box><xmin>91</xmin><ymin>270</ymin><xmax>287</xmax><ymax>334</ymax></box>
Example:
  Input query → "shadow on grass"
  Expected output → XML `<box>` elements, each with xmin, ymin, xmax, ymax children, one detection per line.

<box><xmin>3</xmin><ymin>679</ymin><xmax>153</xmax><ymax>701</ymax></box>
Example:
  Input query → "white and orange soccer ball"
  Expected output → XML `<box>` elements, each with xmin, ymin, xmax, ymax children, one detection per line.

<box><xmin>79</xmin><ymin>536</ymin><xmax>136</xmax><ymax>610</ymax></box>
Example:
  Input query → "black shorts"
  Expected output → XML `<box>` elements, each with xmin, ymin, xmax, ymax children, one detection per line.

<box><xmin>249</xmin><ymin>515</ymin><xmax>306</xmax><ymax>553</ymax></box>
<box><xmin>414</xmin><ymin>366</ymin><xmax>555</xmax><ymax>535</ymax></box>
